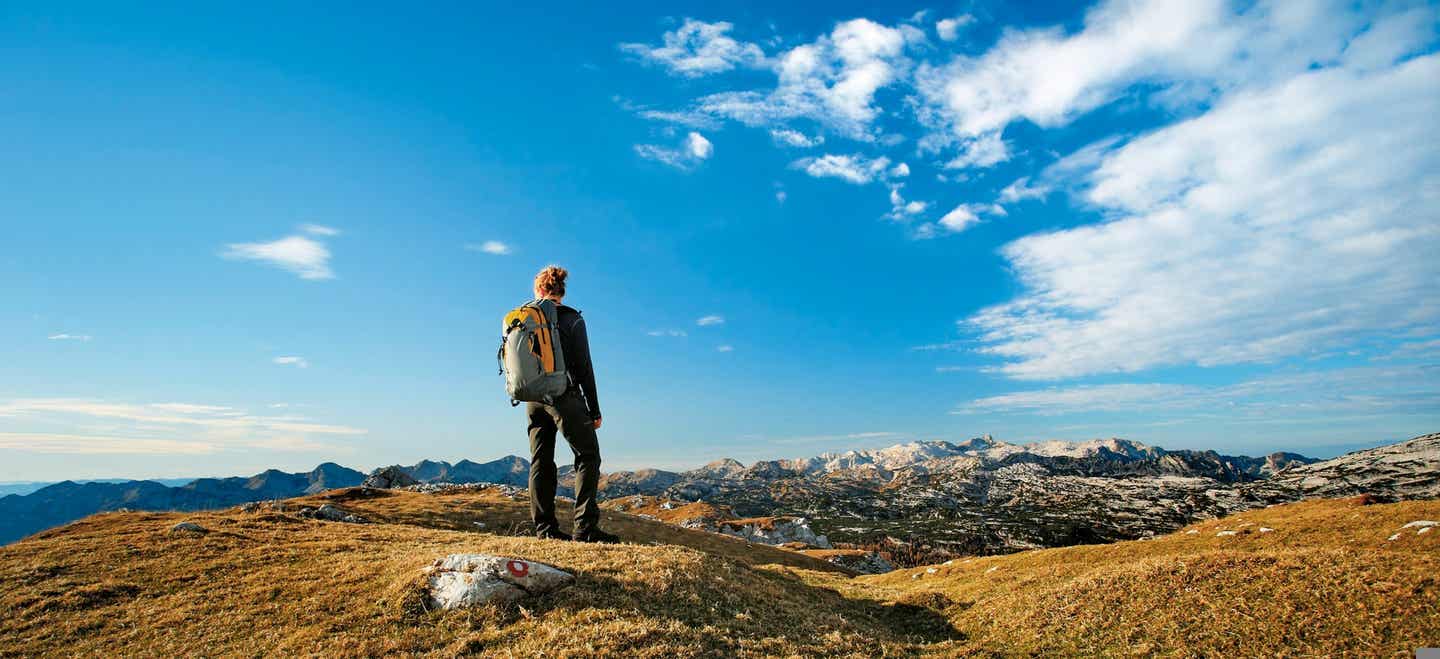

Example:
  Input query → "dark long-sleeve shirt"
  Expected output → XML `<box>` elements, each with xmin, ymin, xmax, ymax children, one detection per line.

<box><xmin>556</xmin><ymin>304</ymin><xmax>600</xmax><ymax>419</ymax></box>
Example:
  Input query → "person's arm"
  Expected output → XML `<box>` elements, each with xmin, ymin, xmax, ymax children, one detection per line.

<box><xmin>568</xmin><ymin>315</ymin><xmax>601</xmax><ymax>421</ymax></box>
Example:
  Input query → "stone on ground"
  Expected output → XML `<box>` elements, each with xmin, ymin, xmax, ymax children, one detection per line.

<box><xmin>425</xmin><ymin>554</ymin><xmax>574</xmax><ymax>610</ymax></box>
<box><xmin>169</xmin><ymin>521</ymin><xmax>206</xmax><ymax>534</ymax></box>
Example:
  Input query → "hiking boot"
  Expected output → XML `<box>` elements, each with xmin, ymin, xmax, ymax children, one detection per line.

<box><xmin>536</xmin><ymin>528</ymin><xmax>572</xmax><ymax>541</ymax></box>
<box><xmin>575</xmin><ymin>528</ymin><xmax>620</xmax><ymax>544</ymax></box>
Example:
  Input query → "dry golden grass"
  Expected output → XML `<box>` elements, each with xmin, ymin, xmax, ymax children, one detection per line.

<box><xmin>1</xmin><ymin>492</ymin><xmax>1434</xmax><ymax>656</ymax></box>
<box><xmin>292</xmin><ymin>487</ymin><xmax>846</xmax><ymax>575</ymax></box>
<box><xmin>841</xmin><ymin>496</ymin><xmax>1440</xmax><ymax>656</ymax></box>
<box><xmin>597</xmin><ymin>495</ymin><xmax>735</xmax><ymax>527</ymax></box>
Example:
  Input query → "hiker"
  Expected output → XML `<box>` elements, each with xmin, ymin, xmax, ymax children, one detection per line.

<box><xmin>515</xmin><ymin>266</ymin><xmax>619</xmax><ymax>543</ymax></box>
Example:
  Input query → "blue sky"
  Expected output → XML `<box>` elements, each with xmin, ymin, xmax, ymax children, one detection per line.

<box><xmin>2</xmin><ymin>0</ymin><xmax>1438</xmax><ymax>481</ymax></box>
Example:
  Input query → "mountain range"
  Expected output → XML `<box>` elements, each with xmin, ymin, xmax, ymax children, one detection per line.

<box><xmin>4</xmin><ymin>433</ymin><xmax>1436</xmax><ymax>553</ymax></box>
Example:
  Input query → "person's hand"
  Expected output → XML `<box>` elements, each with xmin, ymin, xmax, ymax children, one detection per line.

<box><xmin>593</xmin><ymin>416</ymin><xmax>603</xmax><ymax>430</ymax></box>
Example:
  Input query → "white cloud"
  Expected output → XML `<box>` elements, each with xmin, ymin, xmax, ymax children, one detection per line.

<box><xmin>963</xmin><ymin>383</ymin><xmax>1196</xmax><ymax>414</ymax></box>
<box><xmin>997</xmin><ymin>176</ymin><xmax>1049</xmax><ymax>203</ymax></box>
<box><xmin>914</xmin><ymin>0</ymin><xmax>1381</xmax><ymax>170</ymax></box>
<box><xmin>638</xmin><ymin>108</ymin><xmax>721</xmax><ymax>129</ymax></box>
<box><xmin>647</xmin><ymin>329</ymin><xmax>688</xmax><ymax>337</ymax></box>
<box><xmin>970</xmin><ymin>52</ymin><xmax>1440</xmax><ymax>380</ymax></box>
<box><xmin>775</xmin><ymin>189</ymin><xmax>788</xmax><ymax>204</ymax></box>
<box><xmin>47</xmin><ymin>333</ymin><xmax>91</xmax><ymax>342</ymax></box>
<box><xmin>636</xmin><ymin>131</ymin><xmax>714</xmax><ymax>170</ymax></box>
<box><xmin>942</xmin><ymin>132</ymin><xmax>1010</xmax><ymax>169</ymax></box>
<box><xmin>222</xmin><ymin>234</ymin><xmax>334</xmax><ymax>280</ymax></box>
<box><xmin>770</xmin><ymin>129</ymin><xmax>824</xmax><ymax>147</ymax></box>
<box><xmin>466</xmin><ymin>240</ymin><xmax>512</xmax><ymax>255</ymax></box>
<box><xmin>300</xmin><ymin>223</ymin><xmax>340</xmax><ymax>236</ymax></box>
<box><xmin>0</xmin><ymin>433</ymin><xmax>220</xmax><ymax>455</ymax></box>
<box><xmin>716</xmin><ymin>344</ymin><xmax>735</xmax><ymax>352</ymax></box>
<box><xmin>0</xmin><ymin>398</ymin><xmax>366</xmax><ymax>455</ymax></box>
<box><xmin>273</xmin><ymin>356</ymin><xmax>309</xmax><ymax>368</ymax></box>
<box><xmin>884</xmin><ymin>183</ymin><xmax>929</xmax><ymax>222</ymax></box>
<box><xmin>935</xmin><ymin>15</ymin><xmax>975</xmax><ymax>42</ymax></box>
<box><xmin>792</xmin><ymin>153</ymin><xmax>891</xmax><ymax>184</ymax></box>
<box><xmin>937</xmin><ymin>203</ymin><xmax>983</xmax><ymax>233</ymax></box>
<box><xmin>697</xmin><ymin>315</ymin><xmax>725</xmax><ymax>326</ymax></box>
<box><xmin>691</xmin><ymin>18</ymin><xmax>920</xmax><ymax>139</ymax></box>
<box><xmin>960</xmin><ymin>365</ymin><xmax>1439</xmax><ymax>417</ymax></box>
<box><xmin>686</xmin><ymin>131</ymin><xmax>713</xmax><ymax>159</ymax></box>
<box><xmin>889</xmin><ymin>162</ymin><xmax>910</xmax><ymax>178</ymax></box>
<box><xmin>619</xmin><ymin>19</ymin><xmax>766</xmax><ymax>77</ymax></box>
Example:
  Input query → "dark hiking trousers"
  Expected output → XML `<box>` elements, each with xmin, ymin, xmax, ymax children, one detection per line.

<box><xmin>527</xmin><ymin>392</ymin><xmax>601</xmax><ymax>536</ymax></box>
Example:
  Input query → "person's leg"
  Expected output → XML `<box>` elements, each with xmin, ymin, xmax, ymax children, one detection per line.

<box><xmin>526</xmin><ymin>402</ymin><xmax>561</xmax><ymax>536</ymax></box>
<box><xmin>553</xmin><ymin>394</ymin><xmax>602</xmax><ymax>535</ymax></box>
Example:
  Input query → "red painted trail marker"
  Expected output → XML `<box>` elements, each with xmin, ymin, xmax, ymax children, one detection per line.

<box><xmin>506</xmin><ymin>560</ymin><xmax>530</xmax><ymax>578</ymax></box>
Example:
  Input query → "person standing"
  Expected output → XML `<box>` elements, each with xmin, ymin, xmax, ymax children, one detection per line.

<box><xmin>524</xmin><ymin>265</ymin><xmax>619</xmax><ymax>543</ymax></box>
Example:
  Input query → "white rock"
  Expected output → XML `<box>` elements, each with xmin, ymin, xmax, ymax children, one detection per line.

<box><xmin>925</xmin><ymin>567</ymin><xmax>938</xmax><ymax>574</ymax></box>
<box><xmin>1419</xmin><ymin>527</ymin><xmax>1433</xmax><ymax>535</ymax></box>
<box><xmin>425</xmin><ymin>554</ymin><xmax>573</xmax><ymax>610</ymax></box>
<box><xmin>1258</xmin><ymin>527</ymin><xmax>1275</xmax><ymax>533</ymax></box>
<box><xmin>985</xmin><ymin>566</ymin><xmax>998</xmax><ymax>573</ymax></box>
<box><xmin>1184</xmin><ymin>529</ymin><xmax>1199</xmax><ymax>535</ymax></box>
<box><xmin>1388</xmin><ymin>533</ymin><xmax>1401</xmax><ymax>541</ymax></box>
<box><xmin>1400</xmin><ymin>520</ymin><xmax>1438</xmax><ymax>529</ymax></box>
<box><xmin>1216</xmin><ymin>530</ymin><xmax>1239</xmax><ymax>537</ymax></box>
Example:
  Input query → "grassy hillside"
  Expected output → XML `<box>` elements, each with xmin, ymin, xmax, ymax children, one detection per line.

<box><xmin>1</xmin><ymin>490</ymin><xmax>1435</xmax><ymax>656</ymax></box>
<box><xmin>839</xmin><ymin>496</ymin><xmax>1440</xmax><ymax>655</ymax></box>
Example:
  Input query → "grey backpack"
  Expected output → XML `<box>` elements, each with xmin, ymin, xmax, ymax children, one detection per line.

<box><xmin>498</xmin><ymin>299</ymin><xmax>569</xmax><ymax>405</ymax></box>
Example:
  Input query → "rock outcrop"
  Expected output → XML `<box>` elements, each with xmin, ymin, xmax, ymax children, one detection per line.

<box><xmin>813</xmin><ymin>550</ymin><xmax>894</xmax><ymax>574</ymax></box>
<box><xmin>713</xmin><ymin>517</ymin><xmax>832</xmax><ymax>549</ymax></box>
<box><xmin>424</xmin><ymin>554</ymin><xmax>573</xmax><ymax>609</ymax></box>
<box><xmin>363</xmin><ymin>467</ymin><xmax>418</xmax><ymax>489</ymax></box>
<box><xmin>1245</xmin><ymin>433</ymin><xmax>1440</xmax><ymax>501</ymax></box>
<box><xmin>298</xmin><ymin>503</ymin><xmax>366</xmax><ymax>524</ymax></box>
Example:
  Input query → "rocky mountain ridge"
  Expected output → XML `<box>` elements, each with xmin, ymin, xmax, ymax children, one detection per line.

<box><xmin>592</xmin><ymin>433</ymin><xmax>1435</xmax><ymax>555</ymax></box>
<box><xmin>4</xmin><ymin>433</ymin><xmax>1434</xmax><ymax>557</ymax></box>
<box><xmin>0</xmin><ymin>463</ymin><xmax>365</xmax><ymax>545</ymax></box>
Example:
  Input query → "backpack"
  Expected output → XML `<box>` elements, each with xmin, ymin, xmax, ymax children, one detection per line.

<box><xmin>498</xmin><ymin>299</ymin><xmax>570</xmax><ymax>406</ymax></box>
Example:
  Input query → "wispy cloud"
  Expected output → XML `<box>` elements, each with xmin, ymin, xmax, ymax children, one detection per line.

<box><xmin>646</xmin><ymin>329</ymin><xmax>688</xmax><ymax>337</ymax></box>
<box><xmin>0</xmin><ymin>433</ymin><xmax>219</xmax><ymax>455</ymax></box>
<box><xmin>619</xmin><ymin>19</ymin><xmax>766</xmax><ymax>77</ymax></box>
<box><xmin>222</xmin><ymin>230</ymin><xmax>335</xmax><ymax>280</ymax></box>
<box><xmin>716</xmin><ymin>344</ymin><xmax>735</xmax><ymax>352</ymax></box>
<box><xmin>635</xmin><ymin>131</ymin><xmax>714</xmax><ymax>171</ymax></box>
<box><xmin>47</xmin><ymin>333</ymin><xmax>91</xmax><ymax>342</ymax></box>
<box><xmin>273</xmin><ymin>356</ymin><xmax>309</xmax><ymax>368</ymax></box>
<box><xmin>970</xmin><ymin>53</ymin><xmax>1440</xmax><ymax>380</ymax></box>
<box><xmin>0</xmin><ymin>398</ymin><xmax>366</xmax><ymax>455</ymax></box>
<box><xmin>300</xmin><ymin>223</ymin><xmax>340</xmax><ymax>236</ymax></box>
<box><xmin>791</xmin><ymin>154</ymin><xmax>891</xmax><ymax>185</ymax></box>
<box><xmin>770</xmin><ymin>430</ymin><xmax>906</xmax><ymax>445</ymax></box>
<box><xmin>958</xmin><ymin>365</ymin><xmax>1440</xmax><ymax>417</ymax></box>
<box><xmin>770</xmin><ymin>129</ymin><xmax>824</xmax><ymax>148</ymax></box>
<box><xmin>696</xmin><ymin>315</ymin><xmax>725</xmax><ymax>326</ymax></box>
<box><xmin>692</xmin><ymin>19</ymin><xmax>921</xmax><ymax>139</ymax></box>
<box><xmin>465</xmin><ymin>240</ymin><xmax>512</xmax><ymax>255</ymax></box>
<box><xmin>935</xmin><ymin>15</ymin><xmax>974</xmax><ymax>42</ymax></box>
